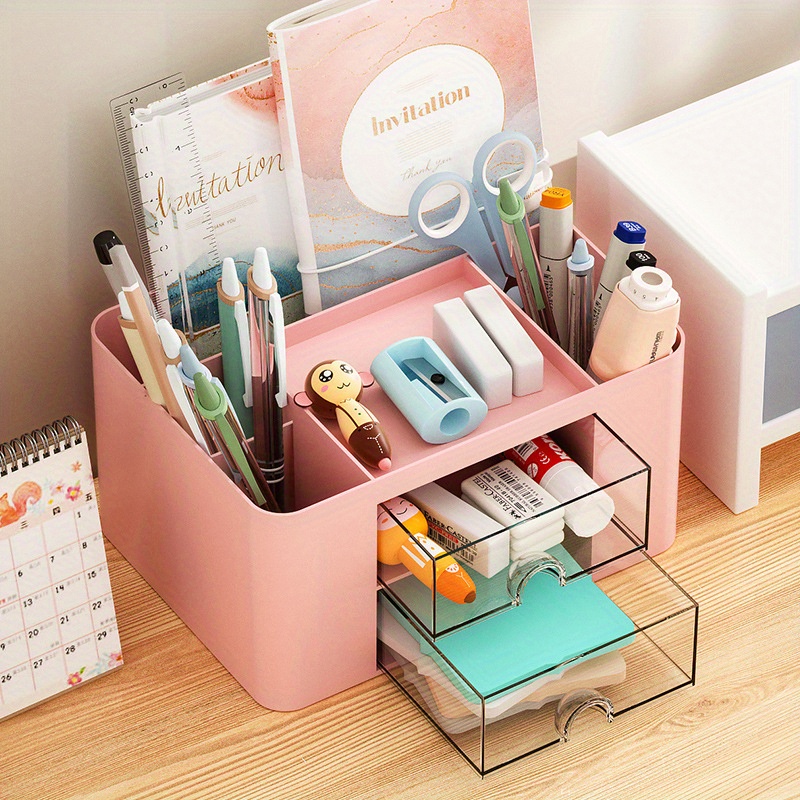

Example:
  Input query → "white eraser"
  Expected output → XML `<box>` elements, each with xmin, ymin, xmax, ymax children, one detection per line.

<box><xmin>432</xmin><ymin>297</ymin><xmax>513</xmax><ymax>409</ymax></box>
<box><xmin>509</xmin><ymin>518</ymin><xmax>565</xmax><ymax>552</ymax></box>
<box><xmin>510</xmin><ymin>524</ymin><xmax>565</xmax><ymax>560</ymax></box>
<box><xmin>405</xmin><ymin>481</ymin><xmax>509</xmax><ymax>578</ymax></box>
<box><xmin>460</xmin><ymin>460</ymin><xmax>563</xmax><ymax>540</ymax></box>
<box><xmin>463</xmin><ymin>285</ymin><xmax>544</xmax><ymax>396</ymax></box>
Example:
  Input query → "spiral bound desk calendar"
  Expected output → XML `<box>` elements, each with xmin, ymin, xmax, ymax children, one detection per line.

<box><xmin>0</xmin><ymin>417</ymin><xmax>122</xmax><ymax>720</ymax></box>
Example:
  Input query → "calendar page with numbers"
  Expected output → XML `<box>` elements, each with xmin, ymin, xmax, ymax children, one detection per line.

<box><xmin>0</xmin><ymin>424</ymin><xmax>122</xmax><ymax>720</ymax></box>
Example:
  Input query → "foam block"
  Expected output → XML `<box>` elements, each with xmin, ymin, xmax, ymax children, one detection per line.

<box><xmin>432</xmin><ymin>297</ymin><xmax>513</xmax><ymax>409</ymax></box>
<box><xmin>463</xmin><ymin>284</ymin><xmax>544</xmax><ymax>395</ymax></box>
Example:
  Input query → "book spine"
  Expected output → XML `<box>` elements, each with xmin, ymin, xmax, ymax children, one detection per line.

<box><xmin>268</xmin><ymin>32</ymin><xmax>323</xmax><ymax>314</ymax></box>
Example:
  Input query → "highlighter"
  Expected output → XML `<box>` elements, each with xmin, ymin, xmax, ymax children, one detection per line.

<box><xmin>377</xmin><ymin>497</ymin><xmax>477</xmax><ymax>604</ymax></box>
<box><xmin>589</xmin><ymin>266</ymin><xmax>680</xmax><ymax>381</ymax></box>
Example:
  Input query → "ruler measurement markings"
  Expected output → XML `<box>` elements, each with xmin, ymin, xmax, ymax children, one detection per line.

<box><xmin>109</xmin><ymin>73</ymin><xmax>220</xmax><ymax>333</ymax></box>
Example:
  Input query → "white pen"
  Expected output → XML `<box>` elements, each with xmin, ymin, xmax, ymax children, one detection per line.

<box><xmin>156</xmin><ymin>319</ymin><xmax>206</xmax><ymax>445</ymax></box>
<box><xmin>538</xmin><ymin>187</ymin><xmax>574</xmax><ymax>348</ymax></box>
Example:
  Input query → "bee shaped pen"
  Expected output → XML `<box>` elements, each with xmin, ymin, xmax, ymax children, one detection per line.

<box><xmin>302</xmin><ymin>359</ymin><xmax>392</xmax><ymax>471</ymax></box>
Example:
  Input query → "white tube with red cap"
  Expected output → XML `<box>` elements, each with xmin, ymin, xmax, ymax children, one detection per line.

<box><xmin>506</xmin><ymin>434</ymin><xmax>615</xmax><ymax>537</ymax></box>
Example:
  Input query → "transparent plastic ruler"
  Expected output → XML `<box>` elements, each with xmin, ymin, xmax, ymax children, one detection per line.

<box><xmin>110</xmin><ymin>74</ymin><xmax>220</xmax><ymax>337</ymax></box>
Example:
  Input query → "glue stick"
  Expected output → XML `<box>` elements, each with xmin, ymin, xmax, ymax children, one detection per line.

<box><xmin>506</xmin><ymin>434</ymin><xmax>615</xmax><ymax>537</ymax></box>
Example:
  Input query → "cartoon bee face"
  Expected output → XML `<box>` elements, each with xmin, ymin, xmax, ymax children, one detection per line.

<box><xmin>309</xmin><ymin>360</ymin><xmax>362</xmax><ymax>405</ymax></box>
<box><xmin>377</xmin><ymin>496</ymin><xmax>417</xmax><ymax>530</ymax></box>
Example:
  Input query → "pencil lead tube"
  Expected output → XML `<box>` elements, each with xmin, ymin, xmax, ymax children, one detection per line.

<box><xmin>566</xmin><ymin>238</ymin><xmax>595</xmax><ymax>369</ymax></box>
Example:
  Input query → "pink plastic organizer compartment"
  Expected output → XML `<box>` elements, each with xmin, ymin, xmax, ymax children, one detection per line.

<box><xmin>91</xmin><ymin>253</ymin><xmax>684</xmax><ymax>711</ymax></box>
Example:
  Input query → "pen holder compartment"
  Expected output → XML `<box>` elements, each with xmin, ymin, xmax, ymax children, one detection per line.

<box><xmin>92</xmin><ymin>252</ymin><xmax>684</xmax><ymax>712</ymax></box>
<box><xmin>525</xmin><ymin>222</ymin><xmax>608</xmax><ymax>302</ymax></box>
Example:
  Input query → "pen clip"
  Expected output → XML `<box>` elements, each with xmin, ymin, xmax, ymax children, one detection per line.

<box><xmin>269</xmin><ymin>292</ymin><xmax>287</xmax><ymax>408</ymax></box>
<box><xmin>234</xmin><ymin>301</ymin><xmax>253</xmax><ymax>408</ymax></box>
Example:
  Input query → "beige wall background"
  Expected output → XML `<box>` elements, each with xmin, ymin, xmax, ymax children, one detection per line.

<box><xmin>1</xmin><ymin>0</ymin><xmax>799</xmax><ymax>451</ymax></box>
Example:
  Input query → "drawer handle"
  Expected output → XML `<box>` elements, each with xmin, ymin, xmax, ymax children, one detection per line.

<box><xmin>506</xmin><ymin>553</ymin><xmax>567</xmax><ymax>606</ymax></box>
<box><xmin>554</xmin><ymin>689</ymin><xmax>614</xmax><ymax>741</ymax></box>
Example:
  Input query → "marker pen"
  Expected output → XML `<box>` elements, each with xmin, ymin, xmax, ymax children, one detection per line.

<box><xmin>592</xmin><ymin>221</ymin><xmax>647</xmax><ymax>333</ymax></box>
<box><xmin>566</xmin><ymin>239</ymin><xmax>594</xmax><ymax>370</ymax></box>
<box><xmin>538</xmin><ymin>187</ymin><xmax>574</xmax><ymax>347</ymax></box>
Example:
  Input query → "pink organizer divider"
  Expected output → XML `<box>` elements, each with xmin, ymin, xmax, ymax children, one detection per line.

<box><xmin>91</xmin><ymin>252</ymin><xmax>684</xmax><ymax>711</ymax></box>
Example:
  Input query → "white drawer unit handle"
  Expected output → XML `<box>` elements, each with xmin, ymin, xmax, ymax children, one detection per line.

<box><xmin>506</xmin><ymin>553</ymin><xmax>567</xmax><ymax>606</ymax></box>
<box><xmin>555</xmin><ymin>689</ymin><xmax>615</xmax><ymax>741</ymax></box>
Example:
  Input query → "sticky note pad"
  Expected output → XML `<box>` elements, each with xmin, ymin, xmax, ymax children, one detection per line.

<box><xmin>463</xmin><ymin>285</ymin><xmax>544</xmax><ymax>396</ymax></box>
<box><xmin>432</xmin><ymin>297</ymin><xmax>513</xmax><ymax>408</ymax></box>
<box><xmin>383</xmin><ymin>545</ymin><xmax>635</xmax><ymax>698</ymax></box>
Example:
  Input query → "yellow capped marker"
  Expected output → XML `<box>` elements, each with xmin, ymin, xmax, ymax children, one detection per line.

<box><xmin>538</xmin><ymin>186</ymin><xmax>575</xmax><ymax>345</ymax></box>
<box><xmin>540</xmin><ymin>186</ymin><xmax>573</xmax><ymax>209</ymax></box>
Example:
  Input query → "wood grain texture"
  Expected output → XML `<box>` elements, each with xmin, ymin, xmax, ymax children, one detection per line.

<box><xmin>3</xmin><ymin>434</ymin><xmax>799</xmax><ymax>800</ymax></box>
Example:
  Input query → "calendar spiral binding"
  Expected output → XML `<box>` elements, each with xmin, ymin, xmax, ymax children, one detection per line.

<box><xmin>0</xmin><ymin>417</ymin><xmax>83</xmax><ymax>477</ymax></box>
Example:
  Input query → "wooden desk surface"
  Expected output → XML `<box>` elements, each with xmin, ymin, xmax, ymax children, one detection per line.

<box><xmin>4</xmin><ymin>435</ymin><xmax>800</xmax><ymax>800</ymax></box>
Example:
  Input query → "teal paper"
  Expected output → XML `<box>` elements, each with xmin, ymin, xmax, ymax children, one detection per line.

<box><xmin>382</xmin><ymin>546</ymin><xmax>635</xmax><ymax>699</ymax></box>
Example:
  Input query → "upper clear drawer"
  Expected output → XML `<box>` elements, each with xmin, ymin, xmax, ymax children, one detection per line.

<box><xmin>377</xmin><ymin>414</ymin><xmax>650</xmax><ymax>639</ymax></box>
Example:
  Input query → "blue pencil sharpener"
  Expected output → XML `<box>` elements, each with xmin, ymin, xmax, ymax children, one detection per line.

<box><xmin>370</xmin><ymin>336</ymin><xmax>488</xmax><ymax>444</ymax></box>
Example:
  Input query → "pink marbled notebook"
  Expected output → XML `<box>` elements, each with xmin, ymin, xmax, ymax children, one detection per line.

<box><xmin>268</xmin><ymin>0</ymin><xmax>544</xmax><ymax>314</ymax></box>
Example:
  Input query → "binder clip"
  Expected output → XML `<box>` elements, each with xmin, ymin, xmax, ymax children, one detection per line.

<box><xmin>371</xmin><ymin>337</ymin><xmax>488</xmax><ymax>444</ymax></box>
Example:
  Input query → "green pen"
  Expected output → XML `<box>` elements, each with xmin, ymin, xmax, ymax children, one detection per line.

<box><xmin>192</xmin><ymin>371</ymin><xmax>279</xmax><ymax>512</ymax></box>
<box><xmin>217</xmin><ymin>257</ymin><xmax>254</xmax><ymax>439</ymax></box>
<box><xmin>497</xmin><ymin>178</ymin><xmax>561</xmax><ymax>345</ymax></box>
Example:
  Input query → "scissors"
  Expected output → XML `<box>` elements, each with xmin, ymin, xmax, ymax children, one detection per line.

<box><xmin>407</xmin><ymin>131</ymin><xmax>538</xmax><ymax>289</ymax></box>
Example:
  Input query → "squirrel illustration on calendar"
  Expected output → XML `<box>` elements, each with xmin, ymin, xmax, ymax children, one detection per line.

<box><xmin>0</xmin><ymin>482</ymin><xmax>42</xmax><ymax>527</ymax></box>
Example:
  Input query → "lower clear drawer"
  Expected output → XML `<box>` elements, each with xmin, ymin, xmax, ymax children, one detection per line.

<box><xmin>377</xmin><ymin>550</ymin><xmax>698</xmax><ymax>775</ymax></box>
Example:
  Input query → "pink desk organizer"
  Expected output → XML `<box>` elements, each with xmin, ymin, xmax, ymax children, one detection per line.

<box><xmin>91</xmin><ymin>248</ymin><xmax>684</xmax><ymax>712</ymax></box>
